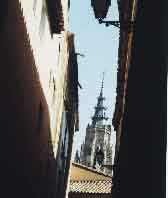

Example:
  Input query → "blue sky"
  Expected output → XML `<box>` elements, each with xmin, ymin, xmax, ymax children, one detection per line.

<box><xmin>69</xmin><ymin>0</ymin><xmax>119</xmax><ymax>156</ymax></box>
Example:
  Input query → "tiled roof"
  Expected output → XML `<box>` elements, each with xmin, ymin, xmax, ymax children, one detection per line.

<box><xmin>70</xmin><ymin>180</ymin><xmax>112</xmax><ymax>194</ymax></box>
<box><xmin>72</xmin><ymin>162</ymin><xmax>112</xmax><ymax>178</ymax></box>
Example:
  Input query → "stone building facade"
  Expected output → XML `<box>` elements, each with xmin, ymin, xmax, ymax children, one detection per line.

<box><xmin>0</xmin><ymin>1</ymin><xmax>78</xmax><ymax>198</ymax></box>
<box><xmin>80</xmin><ymin>78</ymin><xmax>113</xmax><ymax>175</ymax></box>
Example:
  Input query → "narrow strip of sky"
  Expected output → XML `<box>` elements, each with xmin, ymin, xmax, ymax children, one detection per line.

<box><xmin>69</xmin><ymin>0</ymin><xmax>119</xmax><ymax>156</ymax></box>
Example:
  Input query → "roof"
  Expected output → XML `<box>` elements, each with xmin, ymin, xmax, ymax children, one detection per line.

<box><xmin>66</xmin><ymin>33</ymin><xmax>79</xmax><ymax>131</ymax></box>
<box><xmin>69</xmin><ymin>180</ymin><xmax>112</xmax><ymax>194</ymax></box>
<box><xmin>46</xmin><ymin>0</ymin><xmax>64</xmax><ymax>34</ymax></box>
<box><xmin>112</xmin><ymin>0</ymin><xmax>138</xmax><ymax>132</ymax></box>
<box><xmin>70</xmin><ymin>163</ymin><xmax>112</xmax><ymax>181</ymax></box>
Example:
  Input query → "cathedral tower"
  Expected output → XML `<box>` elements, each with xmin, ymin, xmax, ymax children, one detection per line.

<box><xmin>81</xmin><ymin>74</ymin><xmax>113</xmax><ymax>174</ymax></box>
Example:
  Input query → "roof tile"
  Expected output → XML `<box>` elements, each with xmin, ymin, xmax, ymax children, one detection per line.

<box><xmin>70</xmin><ymin>180</ymin><xmax>112</xmax><ymax>194</ymax></box>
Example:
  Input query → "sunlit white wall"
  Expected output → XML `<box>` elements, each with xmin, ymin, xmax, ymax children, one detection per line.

<box><xmin>19</xmin><ymin>0</ymin><xmax>70</xmax><ymax>157</ymax></box>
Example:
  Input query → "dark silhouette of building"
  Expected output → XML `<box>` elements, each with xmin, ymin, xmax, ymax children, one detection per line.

<box><xmin>0</xmin><ymin>1</ymin><xmax>79</xmax><ymax>198</ymax></box>
<box><xmin>112</xmin><ymin>0</ymin><xmax>167</xmax><ymax>198</ymax></box>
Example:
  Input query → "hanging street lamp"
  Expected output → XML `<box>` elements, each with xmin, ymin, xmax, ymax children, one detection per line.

<box><xmin>91</xmin><ymin>0</ymin><xmax>135</xmax><ymax>32</ymax></box>
<box><xmin>91</xmin><ymin>0</ymin><xmax>111</xmax><ymax>19</ymax></box>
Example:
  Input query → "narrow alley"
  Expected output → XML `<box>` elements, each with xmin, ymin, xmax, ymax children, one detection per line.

<box><xmin>0</xmin><ymin>0</ymin><xmax>166</xmax><ymax>198</ymax></box>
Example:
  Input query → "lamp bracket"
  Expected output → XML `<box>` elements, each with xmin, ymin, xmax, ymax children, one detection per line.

<box><xmin>98</xmin><ymin>18</ymin><xmax>135</xmax><ymax>32</ymax></box>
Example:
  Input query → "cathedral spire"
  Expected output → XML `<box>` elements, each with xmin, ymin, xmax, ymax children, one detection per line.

<box><xmin>100</xmin><ymin>71</ymin><xmax>104</xmax><ymax>97</ymax></box>
<box><xmin>92</xmin><ymin>72</ymin><xmax>108</xmax><ymax>126</ymax></box>
<box><xmin>81</xmin><ymin>72</ymin><xmax>113</xmax><ymax>174</ymax></box>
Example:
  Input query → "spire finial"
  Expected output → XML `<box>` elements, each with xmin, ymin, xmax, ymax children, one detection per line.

<box><xmin>100</xmin><ymin>71</ymin><xmax>105</xmax><ymax>96</ymax></box>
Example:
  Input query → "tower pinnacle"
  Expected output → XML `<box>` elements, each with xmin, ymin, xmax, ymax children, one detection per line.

<box><xmin>92</xmin><ymin>72</ymin><xmax>108</xmax><ymax>126</ymax></box>
<box><xmin>100</xmin><ymin>71</ymin><xmax>105</xmax><ymax>97</ymax></box>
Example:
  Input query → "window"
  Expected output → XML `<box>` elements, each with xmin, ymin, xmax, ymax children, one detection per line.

<box><xmin>68</xmin><ymin>0</ymin><xmax>70</xmax><ymax>9</ymax></box>
<box><xmin>33</xmin><ymin>0</ymin><xmax>38</xmax><ymax>15</ymax></box>
<box><xmin>60</xmin><ymin>112</ymin><xmax>69</xmax><ymax>163</ymax></box>
<box><xmin>39</xmin><ymin>2</ymin><xmax>47</xmax><ymax>40</ymax></box>
<box><xmin>59</xmin><ymin>43</ymin><xmax>61</xmax><ymax>52</ymax></box>
<box><xmin>89</xmin><ymin>147</ymin><xmax>93</xmax><ymax>155</ymax></box>
<box><xmin>56</xmin><ymin>111</ymin><xmax>69</xmax><ymax>195</ymax></box>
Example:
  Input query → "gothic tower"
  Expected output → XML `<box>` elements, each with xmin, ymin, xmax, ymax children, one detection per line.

<box><xmin>81</xmin><ymin>74</ymin><xmax>113</xmax><ymax>175</ymax></box>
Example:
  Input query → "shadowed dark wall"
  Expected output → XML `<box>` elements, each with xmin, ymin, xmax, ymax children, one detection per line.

<box><xmin>113</xmin><ymin>0</ymin><xmax>167</xmax><ymax>197</ymax></box>
<box><xmin>0</xmin><ymin>1</ymin><xmax>57</xmax><ymax>197</ymax></box>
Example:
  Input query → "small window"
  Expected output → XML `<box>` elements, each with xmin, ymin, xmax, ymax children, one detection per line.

<box><xmin>39</xmin><ymin>3</ymin><xmax>47</xmax><ymax>40</ymax></box>
<box><xmin>68</xmin><ymin>0</ymin><xmax>70</xmax><ymax>9</ymax></box>
<box><xmin>87</xmin><ymin>148</ymin><xmax>91</xmax><ymax>155</ymax></box>
<box><xmin>33</xmin><ymin>0</ymin><xmax>38</xmax><ymax>15</ymax></box>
